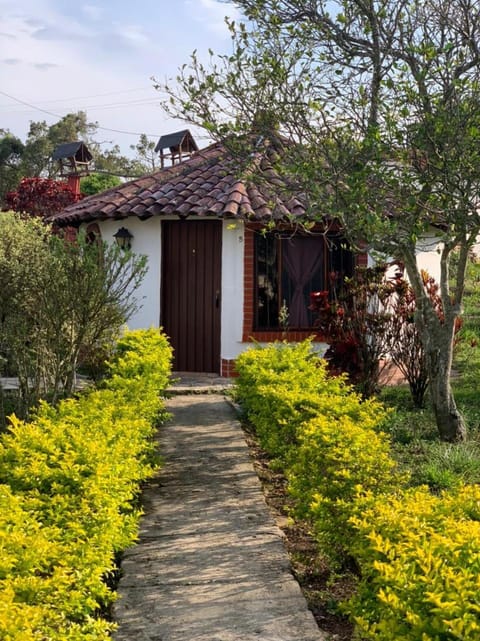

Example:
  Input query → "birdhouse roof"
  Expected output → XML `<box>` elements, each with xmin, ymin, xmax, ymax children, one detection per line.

<box><xmin>52</xmin><ymin>141</ymin><xmax>93</xmax><ymax>163</ymax></box>
<box><xmin>154</xmin><ymin>129</ymin><xmax>199</xmax><ymax>153</ymax></box>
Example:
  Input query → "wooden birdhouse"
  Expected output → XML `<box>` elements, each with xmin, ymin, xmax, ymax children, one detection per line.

<box><xmin>52</xmin><ymin>141</ymin><xmax>93</xmax><ymax>195</ymax></box>
<box><xmin>52</xmin><ymin>141</ymin><xmax>93</xmax><ymax>177</ymax></box>
<box><xmin>154</xmin><ymin>129</ymin><xmax>198</xmax><ymax>168</ymax></box>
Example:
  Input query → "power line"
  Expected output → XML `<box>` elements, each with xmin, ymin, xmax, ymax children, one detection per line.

<box><xmin>67</xmin><ymin>98</ymin><xmax>161</xmax><ymax>111</ymax></box>
<box><xmin>0</xmin><ymin>97</ymin><xmax>161</xmax><ymax>114</ymax></box>
<box><xmin>0</xmin><ymin>89</ymin><xmax>162</xmax><ymax>138</ymax></box>
<box><xmin>0</xmin><ymin>86</ymin><xmax>153</xmax><ymax>108</ymax></box>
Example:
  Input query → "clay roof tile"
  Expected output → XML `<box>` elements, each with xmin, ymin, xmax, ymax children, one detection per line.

<box><xmin>50</xmin><ymin>140</ymin><xmax>307</xmax><ymax>226</ymax></box>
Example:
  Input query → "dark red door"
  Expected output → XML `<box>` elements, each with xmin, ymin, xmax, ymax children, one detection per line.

<box><xmin>161</xmin><ymin>220</ymin><xmax>222</xmax><ymax>373</ymax></box>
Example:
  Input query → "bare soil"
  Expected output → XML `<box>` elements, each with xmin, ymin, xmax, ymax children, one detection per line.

<box><xmin>241</xmin><ymin>423</ymin><xmax>355</xmax><ymax>641</ymax></box>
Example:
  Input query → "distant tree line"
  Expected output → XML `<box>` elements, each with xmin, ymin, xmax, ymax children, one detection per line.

<box><xmin>0</xmin><ymin>112</ymin><xmax>159</xmax><ymax>204</ymax></box>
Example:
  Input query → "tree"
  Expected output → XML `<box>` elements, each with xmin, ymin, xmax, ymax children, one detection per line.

<box><xmin>130</xmin><ymin>133</ymin><xmax>160</xmax><ymax>172</ymax></box>
<box><xmin>0</xmin><ymin>212</ymin><xmax>148</xmax><ymax>418</ymax></box>
<box><xmin>5</xmin><ymin>177</ymin><xmax>81</xmax><ymax>218</ymax></box>
<box><xmin>160</xmin><ymin>0</ymin><xmax>480</xmax><ymax>440</ymax></box>
<box><xmin>0</xmin><ymin>131</ymin><xmax>24</xmax><ymax>198</ymax></box>
<box><xmin>19</xmin><ymin>112</ymin><xmax>97</xmax><ymax>179</ymax></box>
<box><xmin>80</xmin><ymin>173</ymin><xmax>122</xmax><ymax>196</ymax></box>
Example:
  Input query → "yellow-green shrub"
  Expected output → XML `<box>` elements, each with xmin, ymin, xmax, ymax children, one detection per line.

<box><xmin>0</xmin><ymin>328</ymin><xmax>172</xmax><ymax>640</ymax></box>
<box><xmin>235</xmin><ymin>339</ymin><xmax>480</xmax><ymax>637</ymax></box>
<box><xmin>234</xmin><ymin>341</ymin><xmax>358</xmax><ymax>462</ymax></box>
<box><xmin>347</xmin><ymin>484</ymin><xmax>480</xmax><ymax>640</ymax></box>
<box><xmin>107</xmin><ymin>328</ymin><xmax>172</xmax><ymax>388</ymax></box>
<box><xmin>234</xmin><ymin>340</ymin><xmax>401</xmax><ymax>558</ymax></box>
<box><xmin>288</xmin><ymin>411</ymin><xmax>401</xmax><ymax>557</ymax></box>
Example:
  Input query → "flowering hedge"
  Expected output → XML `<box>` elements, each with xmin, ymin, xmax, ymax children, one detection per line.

<box><xmin>0</xmin><ymin>328</ymin><xmax>172</xmax><ymax>640</ymax></box>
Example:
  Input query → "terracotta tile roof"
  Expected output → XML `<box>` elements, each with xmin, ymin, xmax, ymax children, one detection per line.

<box><xmin>50</xmin><ymin>141</ymin><xmax>309</xmax><ymax>226</ymax></box>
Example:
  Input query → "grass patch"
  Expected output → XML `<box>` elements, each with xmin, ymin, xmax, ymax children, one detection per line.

<box><xmin>415</xmin><ymin>440</ymin><xmax>480</xmax><ymax>490</ymax></box>
<box><xmin>378</xmin><ymin>255</ymin><xmax>480</xmax><ymax>491</ymax></box>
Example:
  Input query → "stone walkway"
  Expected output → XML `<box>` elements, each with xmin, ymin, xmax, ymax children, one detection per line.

<box><xmin>112</xmin><ymin>384</ymin><xmax>326</xmax><ymax>641</ymax></box>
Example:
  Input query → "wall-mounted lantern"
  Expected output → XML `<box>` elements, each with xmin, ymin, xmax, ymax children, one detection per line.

<box><xmin>113</xmin><ymin>227</ymin><xmax>133</xmax><ymax>250</ymax></box>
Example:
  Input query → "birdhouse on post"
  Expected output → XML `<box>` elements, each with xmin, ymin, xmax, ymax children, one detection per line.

<box><xmin>52</xmin><ymin>141</ymin><xmax>93</xmax><ymax>195</ymax></box>
<box><xmin>154</xmin><ymin>129</ymin><xmax>198</xmax><ymax>168</ymax></box>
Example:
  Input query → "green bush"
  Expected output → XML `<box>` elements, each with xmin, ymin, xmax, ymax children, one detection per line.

<box><xmin>347</xmin><ymin>484</ymin><xmax>480</xmax><ymax>640</ymax></box>
<box><xmin>0</xmin><ymin>328</ymin><xmax>172</xmax><ymax>640</ymax></box>
<box><xmin>288</xmin><ymin>412</ymin><xmax>401</xmax><ymax>557</ymax></box>
<box><xmin>235</xmin><ymin>341</ymin><xmax>359</xmax><ymax>463</ymax></box>
<box><xmin>235</xmin><ymin>339</ymin><xmax>480</xmax><ymax>638</ymax></box>
<box><xmin>234</xmin><ymin>340</ymin><xmax>400</xmax><ymax>558</ymax></box>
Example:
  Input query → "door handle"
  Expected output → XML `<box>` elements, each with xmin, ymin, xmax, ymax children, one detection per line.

<box><xmin>215</xmin><ymin>290</ymin><xmax>220</xmax><ymax>308</ymax></box>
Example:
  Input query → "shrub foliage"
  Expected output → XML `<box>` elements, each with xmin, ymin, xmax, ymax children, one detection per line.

<box><xmin>348</xmin><ymin>485</ymin><xmax>480</xmax><ymax>640</ymax></box>
<box><xmin>0</xmin><ymin>328</ymin><xmax>172</xmax><ymax>640</ymax></box>
<box><xmin>0</xmin><ymin>212</ymin><xmax>147</xmax><ymax>420</ymax></box>
<box><xmin>235</xmin><ymin>341</ymin><xmax>399</xmax><ymax>557</ymax></box>
<box><xmin>234</xmin><ymin>340</ymin><xmax>480</xmax><ymax>639</ymax></box>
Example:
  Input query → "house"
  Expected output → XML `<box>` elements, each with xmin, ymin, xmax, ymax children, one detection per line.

<box><xmin>50</xmin><ymin>132</ymin><xmax>442</xmax><ymax>376</ymax></box>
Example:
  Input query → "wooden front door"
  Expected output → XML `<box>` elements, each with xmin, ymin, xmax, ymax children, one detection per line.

<box><xmin>161</xmin><ymin>220</ymin><xmax>222</xmax><ymax>373</ymax></box>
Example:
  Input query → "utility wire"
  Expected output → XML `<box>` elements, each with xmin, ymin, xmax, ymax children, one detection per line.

<box><xmin>0</xmin><ymin>89</ymin><xmax>162</xmax><ymax>138</ymax></box>
<box><xmin>0</xmin><ymin>97</ymin><xmax>161</xmax><ymax>115</ymax></box>
<box><xmin>0</xmin><ymin>86</ymin><xmax>153</xmax><ymax>108</ymax></box>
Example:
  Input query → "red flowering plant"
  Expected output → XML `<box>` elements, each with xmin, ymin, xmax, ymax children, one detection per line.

<box><xmin>385</xmin><ymin>270</ymin><xmax>463</xmax><ymax>407</ymax></box>
<box><xmin>309</xmin><ymin>264</ymin><xmax>396</xmax><ymax>397</ymax></box>
<box><xmin>311</xmin><ymin>265</ymin><xmax>463</xmax><ymax>403</ymax></box>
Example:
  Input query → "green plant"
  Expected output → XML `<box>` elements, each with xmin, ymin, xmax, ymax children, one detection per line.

<box><xmin>309</xmin><ymin>264</ymin><xmax>394</xmax><ymax>398</ymax></box>
<box><xmin>0</xmin><ymin>213</ymin><xmax>148</xmax><ymax>419</ymax></box>
<box><xmin>234</xmin><ymin>339</ymin><xmax>401</xmax><ymax>561</ymax></box>
<box><xmin>288</xmin><ymin>411</ymin><xmax>402</xmax><ymax>560</ymax></box>
<box><xmin>80</xmin><ymin>173</ymin><xmax>121</xmax><ymax>196</ymax></box>
<box><xmin>234</xmin><ymin>340</ymin><xmax>350</xmax><ymax>463</ymax></box>
<box><xmin>347</xmin><ymin>484</ymin><xmax>480</xmax><ymax>640</ymax></box>
<box><xmin>234</xmin><ymin>335</ymin><xmax>480</xmax><ymax>637</ymax></box>
<box><xmin>0</xmin><ymin>328</ymin><xmax>172</xmax><ymax>640</ymax></box>
<box><xmin>415</xmin><ymin>441</ymin><xmax>480</xmax><ymax>491</ymax></box>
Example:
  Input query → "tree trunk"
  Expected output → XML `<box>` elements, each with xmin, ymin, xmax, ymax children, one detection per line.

<box><xmin>424</xmin><ymin>329</ymin><xmax>466</xmax><ymax>442</ymax></box>
<box><xmin>402</xmin><ymin>249</ymin><xmax>466</xmax><ymax>441</ymax></box>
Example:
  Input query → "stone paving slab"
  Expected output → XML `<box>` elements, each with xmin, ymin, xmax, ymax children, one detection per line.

<box><xmin>113</xmin><ymin>393</ymin><xmax>326</xmax><ymax>641</ymax></box>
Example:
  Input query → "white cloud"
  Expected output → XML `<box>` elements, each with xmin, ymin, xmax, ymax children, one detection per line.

<box><xmin>185</xmin><ymin>0</ymin><xmax>241</xmax><ymax>36</ymax></box>
<box><xmin>31</xmin><ymin>25</ymin><xmax>93</xmax><ymax>42</ymax></box>
<box><xmin>111</xmin><ymin>22</ymin><xmax>150</xmax><ymax>47</ymax></box>
<box><xmin>82</xmin><ymin>4</ymin><xmax>104</xmax><ymax>22</ymax></box>
<box><xmin>33</xmin><ymin>62</ymin><xmax>59</xmax><ymax>70</ymax></box>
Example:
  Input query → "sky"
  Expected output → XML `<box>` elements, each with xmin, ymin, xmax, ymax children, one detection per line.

<box><xmin>0</xmin><ymin>0</ymin><xmax>242</xmax><ymax>157</ymax></box>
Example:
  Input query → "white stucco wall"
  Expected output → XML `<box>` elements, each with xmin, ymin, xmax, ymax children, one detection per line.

<box><xmin>414</xmin><ymin>230</ymin><xmax>442</xmax><ymax>283</ymax></box>
<box><xmin>368</xmin><ymin>229</ymin><xmax>443</xmax><ymax>284</ymax></box>
<box><xmin>220</xmin><ymin>220</ymin><xmax>245</xmax><ymax>361</ymax></box>
<box><xmin>92</xmin><ymin>217</ymin><xmax>443</xmax><ymax>368</ymax></box>
<box><xmin>96</xmin><ymin>217</ymin><xmax>162</xmax><ymax>329</ymax></box>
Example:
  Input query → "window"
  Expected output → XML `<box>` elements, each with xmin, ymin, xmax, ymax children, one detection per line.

<box><xmin>254</xmin><ymin>231</ymin><xmax>354</xmax><ymax>330</ymax></box>
<box><xmin>86</xmin><ymin>222</ymin><xmax>102</xmax><ymax>246</ymax></box>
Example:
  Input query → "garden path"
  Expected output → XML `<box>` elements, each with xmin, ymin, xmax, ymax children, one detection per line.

<box><xmin>112</xmin><ymin>375</ymin><xmax>326</xmax><ymax>641</ymax></box>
